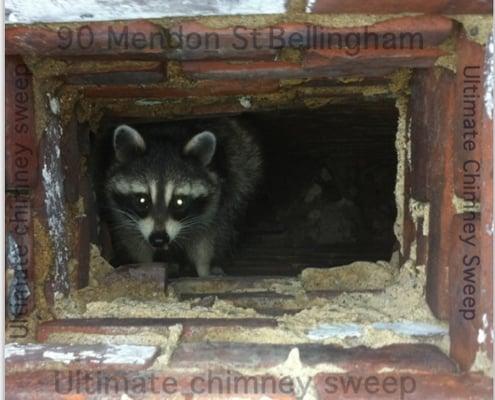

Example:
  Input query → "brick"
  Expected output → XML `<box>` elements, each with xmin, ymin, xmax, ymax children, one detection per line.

<box><xmin>314</xmin><ymin>373</ymin><xmax>492</xmax><ymax>400</ymax></box>
<box><xmin>303</xmin><ymin>48</ymin><xmax>445</xmax><ymax>77</ymax></box>
<box><xmin>449</xmin><ymin>33</ymin><xmax>488</xmax><ymax>371</ymax></box>
<box><xmin>276</xmin><ymin>16</ymin><xmax>453</xmax><ymax>48</ymax></box>
<box><xmin>478</xmin><ymin>34</ymin><xmax>494</xmax><ymax>362</ymax></box>
<box><xmin>65</xmin><ymin>62</ymin><xmax>165</xmax><ymax>85</ymax></box>
<box><xmin>167</xmin><ymin>21</ymin><xmax>278</xmax><ymax>61</ymax></box>
<box><xmin>180</xmin><ymin>291</ymin><xmax>301</xmax><ymax>316</ymax></box>
<box><xmin>170</xmin><ymin>343</ymin><xmax>458</xmax><ymax>373</ymax></box>
<box><xmin>190</xmin><ymin>102</ymin><xmax>247</xmax><ymax>116</ymax></box>
<box><xmin>171</xmin><ymin>276</ymin><xmax>298</xmax><ymax>295</ymax></box>
<box><xmin>408</xmin><ymin>68</ymin><xmax>456</xmax><ymax>320</ymax></box>
<box><xmin>34</xmin><ymin>99</ymin><xmax>71</xmax><ymax>297</ymax></box>
<box><xmin>5</xmin><ymin>56</ymin><xmax>38</xmax><ymax>189</ymax></box>
<box><xmin>182</xmin><ymin>48</ymin><xmax>444</xmax><ymax>80</ymax></box>
<box><xmin>36</xmin><ymin>318</ymin><xmax>278</xmax><ymax>342</ymax></box>
<box><xmin>400</xmin><ymin>128</ymin><xmax>416</xmax><ymax>264</ymax></box>
<box><xmin>82</xmin><ymin>79</ymin><xmax>280</xmax><ymax>98</ymax></box>
<box><xmin>6</xmin><ymin>21</ymin><xmax>167</xmax><ymax>57</ymax></box>
<box><xmin>182</xmin><ymin>60</ymin><xmax>302</xmax><ymax>80</ymax></box>
<box><xmin>6</xmin><ymin>194</ymin><xmax>35</xmax><ymax>317</ymax></box>
<box><xmin>6</xmin><ymin>16</ymin><xmax>453</xmax><ymax>58</ymax></box>
<box><xmin>307</xmin><ymin>0</ymin><xmax>492</xmax><ymax>14</ymax></box>
<box><xmin>6</xmin><ymin>370</ymin><xmax>297</xmax><ymax>399</ymax></box>
<box><xmin>5</xmin><ymin>343</ymin><xmax>160</xmax><ymax>371</ymax></box>
<box><xmin>61</xmin><ymin>118</ymin><xmax>81</xmax><ymax>204</ymax></box>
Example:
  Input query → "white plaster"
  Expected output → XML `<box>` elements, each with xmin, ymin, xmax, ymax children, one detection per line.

<box><xmin>5</xmin><ymin>344</ymin><xmax>27</xmax><ymax>358</ymax></box>
<box><xmin>393</xmin><ymin>97</ymin><xmax>409</xmax><ymax>254</ymax></box>
<box><xmin>307</xmin><ymin>323</ymin><xmax>363</xmax><ymax>340</ymax></box>
<box><xmin>7</xmin><ymin>234</ymin><xmax>20</xmax><ymax>269</ymax></box>
<box><xmin>6</xmin><ymin>234</ymin><xmax>31</xmax><ymax>317</ymax></box>
<box><xmin>239</xmin><ymin>96</ymin><xmax>252</xmax><ymax>109</ymax></box>
<box><xmin>482</xmin><ymin>313</ymin><xmax>489</xmax><ymax>328</ymax></box>
<box><xmin>372</xmin><ymin>321</ymin><xmax>448</xmax><ymax>337</ymax></box>
<box><xmin>452</xmin><ymin>194</ymin><xmax>481</xmax><ymax>214</ymax></box>
<box><xmin>305</xmin><ymin>0</ymin><xmax>317</xmax><ymax>13</ymax></box>
<box><xmin>42</xmin><ymin>97</ymin><xmax>71</xmax><ymax>294</ymax></box>
<box><xmin>484</xmin><ymin>33</ymin><xmax>494</xmax><ymax>119</ymax></box>
<box><xmin>43</xmin><ymin>350</ymin><xmax>77</xmax><ymax>364</ymax></box>
<box><xmin>478</xmin><ymin>313</ymin><xmax>490</xmax><ymax>344</ymax></box>
<box><xmin>101</xmin><ymin>344</ymin><xmax>156</xmax><ymax>365</ymax></box>
<box><xmin>5</xmin><ymin>344</ymin><xmax>45</xmax><ymax>358</ymax></box>
<box><xmin>79</xmin><ymin>350</ymin><xmax>101</xmax><ymax>358</ymax></box>
<box><xmin>477</xmin><ymin>328</ymin><xmax>487</xmax><ymax>344</ymax></box>
<box><xmin>5</xmin><ymin>0</ymin><xmax>286</xmax><ymax>23</ymax></box>
<box><xmin>409</xmin><ymin>198</ymin><xmax>430</xmax><ymax>236</ymax></box>
<box><xmin>47</xmin><ymin>94</ymin><xmax>60</xmax><ymax>115</ymax></box>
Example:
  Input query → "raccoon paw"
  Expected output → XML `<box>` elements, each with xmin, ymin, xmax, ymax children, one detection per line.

<box><xmin>210</xmin><ymin>266</ymin><xmax>226</xmax><ymax>276</ymax></box>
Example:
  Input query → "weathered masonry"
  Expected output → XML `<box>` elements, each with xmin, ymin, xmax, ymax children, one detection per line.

<box><xmin>4</xmin><ymin>0</ymin><xmax>493</xmax><ymax>398</ymax></box>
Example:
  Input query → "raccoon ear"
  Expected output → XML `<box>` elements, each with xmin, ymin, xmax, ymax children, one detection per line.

<box><xmin>113</xmin><ymin>125</ymin><xmax>146</xmax><ymax>163</ymax></box>
<box><xmin>183</xmin><ymin>131</ymin><xmax>216</xmax><ymax>166</ymax></box>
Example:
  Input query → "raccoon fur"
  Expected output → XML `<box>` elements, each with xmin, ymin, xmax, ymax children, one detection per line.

<box><xmin>99</xmin><ymin>118</ymin><xmax>262</xmax><ymax>277</ymax></box>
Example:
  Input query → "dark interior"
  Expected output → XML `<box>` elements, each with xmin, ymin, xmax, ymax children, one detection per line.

<box><xmin>93</xmin><ymin>99</ymin><xmax>398</xmax><ymax>276</ymax></box>
<box><xmin>231</xmin><ymin>101</ymin><xmax>398</xmax><ymax>275</ymax></box>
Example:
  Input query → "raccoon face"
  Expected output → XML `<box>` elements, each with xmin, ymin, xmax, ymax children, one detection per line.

<box><xmin>105</xmin><ymin>124</ymin><xmax>219</xmax><ymax>251</ymax></box>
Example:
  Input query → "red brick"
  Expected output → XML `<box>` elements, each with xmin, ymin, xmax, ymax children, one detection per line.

<box><xmin>182</xmin><ymin>48</ymin><xmax>444</xmax><ymax>80</ymax></box>
<box><xmin>6</xmin><ymin>16</ymin><xmax>453</xmax><ymax>59</ymax></box>
<box><xmin>314</xmin><ymin>373</ymin><xmax>492</xmax><ymax>400</ymax></box>
<box><xmin>6</xmin><ymin>370</ymin><xmax>297</xmax><ymax>399</ymax></box>
<box><xmin>303</xmin><ymin>48</ymin><xmax>445</xmax><ymax>77</ymax></box>
<box><xmin>5</xmin><ymin>343</ymin><xmax>160</xmax><ymax>371</ymax></box>
<box><xmin>6</xmin><ymin>21</ymin><xmax>166</xmax><ymax>57</ymax></box>
<box><xmin>170</xmin><ymin>343</ymin><xmax>458</xmax><ymax>373</ymax></box>
<box><xmin>408</xmin><ymin>68</ymin><xmax>456</xmax><ymax>320</ymax></box>
<box><xmin>190</xmin><ymin>102</ymin><xmax>247</xmax><ymax>116</ymax></box>
<box><xmin>182</xmin><ymin>60</ymin><xmax>302</xmax><ymax>80</ymax></box>
<box><xmin>167</xmin><ymin>21</ymin><xmax>278</xmax><ymax>61</ymax></box>
<box><xmin>276</xmin><ymin>16</ymin><xmax>453</xmax><ymax>48</ymax></box>
<box><xmin>478</xmin><ymin>35</ymin><xmax>494</xmax><ymax>362</ymax></box>
<box><xmin>82</xmin><ymin>79</ymin><xmax>280</xmax><ymax>98</ymax></box>
<box><xmin>33</xmin><ymin>100</ymin><xmax>71</xmax><ymax>297</ymax></box>
<box><xmin>400</xmin><ymin>121</ymin><xmax>416</xmax><ymax>264</ymax></box>
<box><xmin>65</xmin><ymin>62</ymin><xmax>165</xmax><ymax>85</ymax></box>
<box><xmin>36</xmin><ymin>318</ymin><xmax>278</xmax><ymax>342</ymax></box>
<box><xmin>449</xmin><ymin>33</ymin><xmax>488</xmax><ymax>371</ymax></box>
<box><xmin>5</xmin><ymin>56</ymin><xmax>38</xmax><ymax>189</ymax></box>
<box><xmin>307</xmin><ymin>0</ymin><xmax>492</xmax><ymax>14</ymax></box>
<box><xmin>6</xmin><ymin>194</ymin><xmax>35</xmax><ymax>317</ymax></box>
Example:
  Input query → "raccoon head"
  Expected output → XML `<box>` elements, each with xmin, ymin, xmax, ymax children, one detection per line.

<box><xmin>105</xmin><ymin>124</ymin><xmax>219</xmax><ymax>252</ymax></box>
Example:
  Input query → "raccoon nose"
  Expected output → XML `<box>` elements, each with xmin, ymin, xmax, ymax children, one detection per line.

<box><xmin>149</xmin><ymin>231</ymin><xmax>170</xmax><ymax>248</ymax></box>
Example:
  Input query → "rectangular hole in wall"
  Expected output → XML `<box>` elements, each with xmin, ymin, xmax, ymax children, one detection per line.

<box><xmin>89</xmin><ymin>99</ymin><xmax>398</xmax><ymax>278</ymax></box>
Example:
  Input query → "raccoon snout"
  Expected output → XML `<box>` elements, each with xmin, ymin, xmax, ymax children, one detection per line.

<box><xmin>149</xmin><ymin>231</ymin><xmax>170</xmax><ymax>248</ymax></box>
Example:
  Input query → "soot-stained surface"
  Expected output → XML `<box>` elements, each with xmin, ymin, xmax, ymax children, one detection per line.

<box><xmin>231</xmin><ymin>101</ymin><xmax>398</xmax><ymax>275</ymax></box>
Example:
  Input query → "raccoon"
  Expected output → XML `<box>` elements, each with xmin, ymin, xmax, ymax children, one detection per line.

<box><xmin>99</xmin><ymin>118</ymin><xmax>262</xmax><ymax>277</ymax></box>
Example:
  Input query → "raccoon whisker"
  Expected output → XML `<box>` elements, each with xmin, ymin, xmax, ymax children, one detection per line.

<box><xmin>108</xmin><ymin>225</ymin><xmax>146</xmax><ymax>241</ymax></box>
<box><xmin>109</xmin><ymin>222</ymin><xmax>140</xmax><ymax>232</ymax></box>
<box><xmin>104</xmin><ymin>207</ymin><xmax>140</xmax><ymax>223</ymax></box>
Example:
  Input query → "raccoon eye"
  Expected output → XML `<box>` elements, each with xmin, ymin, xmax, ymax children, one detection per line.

<box><xmin>132</xmin><ymin>193</ymin><xmax>151</xmax><ymax>215</ymax></box>
<box><xmin>170</xmin><ymin>196</ymin><xmax>191</xmax><ymax>217</ymax></box>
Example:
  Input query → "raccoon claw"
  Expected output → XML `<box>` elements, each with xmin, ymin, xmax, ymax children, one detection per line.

<box><xmin>210</xmin><ymin>266</ymin><xmax>226</xmax><ymax>276</ymax></box>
